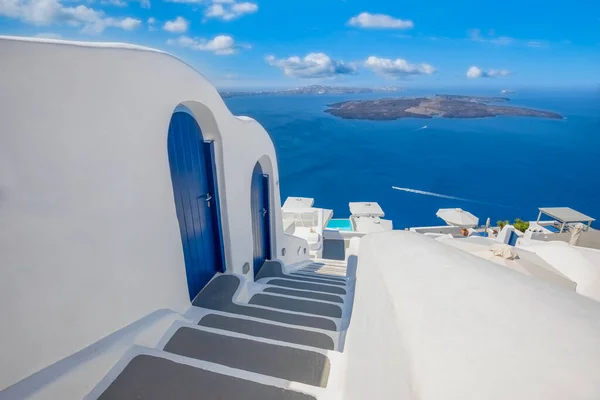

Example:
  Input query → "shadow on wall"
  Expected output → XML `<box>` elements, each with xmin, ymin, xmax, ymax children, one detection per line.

<box><xmin>338</xmin><ymin>254</ymin><xmax>358</xmax><ymax>342</ymax></box>
<box><xmin>323</xmin><ymin>239</ymin><xmax>345</xmax><ymax>260</ymax></box>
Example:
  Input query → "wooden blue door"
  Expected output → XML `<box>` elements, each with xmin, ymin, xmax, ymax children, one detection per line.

<box><xmin>508</xmin><ymin>230</ymin><xmax>518</xmax><ymax>246</ymax></box>
<box><xmin>251</xmin><ymin>163</ymin><xmax>271</xmax><ymax>276</ymax></box>
<box><xmin>168</xmin><ymin>111</ymin><xmax>221</xmax><ymax>301</ymax></box>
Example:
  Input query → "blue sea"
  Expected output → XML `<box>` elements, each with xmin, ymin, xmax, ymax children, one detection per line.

<box><xmin>224</xmin><ymin>88</ymin><xmax>600</xmax><ymax>229</ymax></box>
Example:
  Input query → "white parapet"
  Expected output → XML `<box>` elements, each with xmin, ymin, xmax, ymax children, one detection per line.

<box><xmin>342</xmin><ymin>231</ymin><xmax>600</xmax><ymax>400</ymax></box>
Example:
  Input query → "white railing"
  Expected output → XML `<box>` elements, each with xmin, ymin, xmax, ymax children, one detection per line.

<box><xmin>282</xmin><ymin>207</ymin><xmax>323</xmax><ymax>228</ymax></box>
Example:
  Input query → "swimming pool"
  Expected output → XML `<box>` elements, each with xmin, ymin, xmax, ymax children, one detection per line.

<box><xmin>327</xmin><ymin>219</ymin><xmax>354</xmax><ymax>232</ymax></box>
<box><xmin>471</xmin><ymin>231</ymin><xmax>490</xmax><ymax>237</ymax></box>
<box><xmin>543</xmin><ymin>225</ymin><xmax>560</xmax><ymax>233</ymax></box>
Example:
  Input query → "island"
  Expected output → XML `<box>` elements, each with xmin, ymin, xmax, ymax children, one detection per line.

<box><xmin>324</xmin><ymin>95</ymin><xmax>562</xmax><ymax>120</ymax></box>
<box><xmin>220</xmin><ymin>85</ymin><xmax>402</xmax><ymax>99</ymax></box>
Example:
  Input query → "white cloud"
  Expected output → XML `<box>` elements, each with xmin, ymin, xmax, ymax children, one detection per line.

<box><xmin>204</xmin><ymin>1</ymin><xmax>257</xmax><ymax>20</ymax></box>
<box><xmin>469</xmin><ymin>28</ymin><xmax>514</xmax><ymax>46</ymax></box>
<box><xmin>167</xmin><ymin>35</ymin><xmax>238</xmax><ymax>55</ymax></box>
<box><xmin>164</xmin><ymin>0</ymin><xmax>203</xmax><ymax>3</ymax></box>
<box><xmin>147</xmin><ymin>16</ymin><xmax>156</xmax><ymax>30</ymax></box>
<box><xmin>364</xmin><ymin>56</ymin><xmax>435</xmax><ymax>78</ymax></box>
<box><xmin>163</xmin><ymin>16</ymin><xmax>188</xmax><ymax>33</ymax></box>
<box><xmin>115</xmin><ymin>16</ymin><xmax>140</xmax><ymax>30</ymax></box>
<box><xmin>265</xmin><ymin>53</ymin><xmax>357</xmax><ymax>79</ymax></box>
<box><xmin>466</xmin><ymin>66</ymin><xmax>510</xmax><ymax>79</ymax></box>
<box><xmin>162</xmin><ymin>0</ymin><xmax>256</xmax><ymax>20</ymax></box>
<box><xmin>466</xmin><ymin>66</ymin><xmax>483</xmax><ymax>78</ymax></box>
<box><xmin>101</xmin><ymin>0</ymin><xmax>127</xmax><ymax>7</ymax></box>
<box><xmin>0</xmin><ymin>0</ymin><xmax>142</xmax><ymax>33</ymax></box>
<box><xmin>100</xmin><ymin>0</ymin><xmax>150</xmax><ymax>8</ymax></box>
<box><xmin>526</xmin><ymin>40</ymin><xmax>548</xmax><ymax>48</ymax></box>
<box><xmin>348</xmin><ymin>12</ymin><xmax>413</xmax><ymax>29</ymax></box>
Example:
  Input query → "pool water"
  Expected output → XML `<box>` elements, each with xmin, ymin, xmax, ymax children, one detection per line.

<box><xmin>327</xmin><ymin>219</ymin><xmax>354</xmax><ymax>231</ymax></box>
<box><xmin>471</xmin><ymin>231</ymin><xmax>490</xmax><ymax>237</ymax></box>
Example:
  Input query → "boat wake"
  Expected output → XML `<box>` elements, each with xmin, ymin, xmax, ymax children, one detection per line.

<box><xmin>392</xmin><ymin>186</ymin><xmax>511</xmax><ymax>208</ymax></box>
<box><xmin>392</xmin><ymin>186</ymin><xmax>470</xmax><ymax>201</ymax></box>
<box><xmin>414</xmin><ymin>125</ymin><xmax>428</xmax><ymax>131</ymax></box>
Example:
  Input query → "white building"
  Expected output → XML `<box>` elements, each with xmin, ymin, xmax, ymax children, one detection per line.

<box><xmin>1</xmin><ymin>37</ymin><xmax>600</xmax><ymax>400</ymax></box>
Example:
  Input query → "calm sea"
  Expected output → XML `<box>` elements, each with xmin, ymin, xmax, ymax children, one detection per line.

<box><xmin>224</xmin><ymin>88</ymin><xmax>600</xmax><ymax>229</ymax></box>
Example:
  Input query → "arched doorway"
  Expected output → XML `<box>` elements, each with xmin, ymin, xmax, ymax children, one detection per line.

<box><xmin>168</xmin><ymin>109</ymin><xmax>223</xmax><ymax>300</ymax></box>
<box><xmin>251</xmin><ymin>162</ymin><xmax>271</xmax><ymax>276</ymax></box>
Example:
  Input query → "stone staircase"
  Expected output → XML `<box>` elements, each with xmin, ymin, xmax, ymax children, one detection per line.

<box><xmin>89</xmin><ymin>259</ymin><xmax>354</xmax><ymax>399</ymax></box>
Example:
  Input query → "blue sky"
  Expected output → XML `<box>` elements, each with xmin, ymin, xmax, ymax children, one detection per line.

<box><xmin>1</xmin><ymin>0</ymin><xmax>599</xmax><ymax>89</ymax></box>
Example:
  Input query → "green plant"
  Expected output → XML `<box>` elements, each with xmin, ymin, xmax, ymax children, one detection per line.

<box><xmin>496</xmin><ymin>219</ymin><xmax>530</xmax><ymax>232</ymax></box>
<box><xmin>497</xmin><ymin>220</ymin><xmax>509</xmax><ymax>230</ymax></box>
<box><xmin>513</xmin><ymin>218</ymin><xmax>530</xmax><ymax>233</ymax></box>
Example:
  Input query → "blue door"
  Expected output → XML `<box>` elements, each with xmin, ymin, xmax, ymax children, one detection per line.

<box><xmin>508</xmin><ymin>230</ymin><xmax>518</xmax><ymax>246</ymax></box>
<box><xmin>251</xmin><ymin>163</ymin><xmax>271</xmax><ymax>276</ymax></box>
<box><xmin>168</xmin><ymin>110</ymin><xmax>222</xmax><ymax>301</ymax></box>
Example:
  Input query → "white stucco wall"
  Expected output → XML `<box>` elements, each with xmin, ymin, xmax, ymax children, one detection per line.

<box><xmin>343</xmin><ymin>231</ymin><xmax>600</xmax><ymax>400</ymax></box>
<box><xmin>0</xmin><ymin>36</ymin><xmax>307</xmax><ymax>389</ymax></box>
<box><xmin>519</xmin><ymin>241</ymin><xmax>600</xmax><ymax>302</ymax></box>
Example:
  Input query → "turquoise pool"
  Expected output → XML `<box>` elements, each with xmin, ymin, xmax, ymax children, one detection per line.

<box><xmin>327</xmin><ymin>219</ymin><xmax>354</xmax><ymax>231</ymax></box>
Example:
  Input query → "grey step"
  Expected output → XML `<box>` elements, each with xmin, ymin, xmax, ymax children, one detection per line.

<box><xmin>279</xmin><ymin>275</ymin><xmax>346</xmax><ymax>286</ymax></box>
<box><xmin>266</xmin><ymin>279</ymin><xmax>347</xmax><ymax>295</ymax></box>
<box><xmin>264</xmin><ymin>287</ymin><xmax>344</xmax><ymax>304</ymax></box>
<box><xmin>193</xmin><ymin>275</ymin><xmax>337</xmax><ymax>331</ymax></box>
<box><xmin>290</xmin><ymin>272</ymin><xmax>347</xmax><ymax>282</ymax></box>
<box><xmin>256</xmin><ymin>261</ymin><xmax>346</xmax><ymax>286</ymax></box>
<box><xmin>250</xmin><ymin>294</ymin><xmax>342</xmax><ymax>318</ymax></box>
<box><xmin>164</xmin><ymin>327</ymin><xmax>330</xmax><ymax>388</ymax></box>
<box><xmin>98</xmin><ymin>354</ymin><xmax>315</xmax><ymax>400</ymax></box>
<box><xmin>296</xmin><ymin>267</ymin><xmax>348</xmax><ymax>276</ymax></box>
<box><xmin>198</xmin><ymin>314</ymin><xmax>335</xmax><ymax>350</ymax></box>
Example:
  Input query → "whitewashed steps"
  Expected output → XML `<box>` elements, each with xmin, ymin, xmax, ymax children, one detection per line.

<box><xmin>97</xmin><ymin>354</ymin><xmax>316</xmax><ymax>400</ymax></box>
<box><xmin>198</xmin><ymin>313</ymin><xmax>335</xmax><ymax>350</ymax></box>
<box><xmin>162</xmin><ymin>327</ymin><xmax>331</xmax><ymax>387</ymax></box>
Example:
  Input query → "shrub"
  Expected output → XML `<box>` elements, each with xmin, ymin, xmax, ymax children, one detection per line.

<box><xmin>497</xmin><ymin>219</ymin><xmax>529</xmax><ymax>232</ymax></box>
<box><xmin>497</xmin><ymin>220</ymin><xmax>510</xmax><ymax>230</ymax></box>
<box><xmin>513</xmin><ymin>218</ymin><xmax>530</xmax><ymax>233</ymax></box>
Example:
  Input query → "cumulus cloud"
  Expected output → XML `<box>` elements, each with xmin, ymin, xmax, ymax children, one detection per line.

<box><xmin>204</xmin><ymin>0</ymin><xmax>257</xmax><ymax>20</ymax></box>
<box><xmin>101</xmin><ymin>0</ymin><xmax>127</xmax><ymax>7</ymax></box>
<box><xmin>163</xmin><ymin>16</ymin><xmax>188</xmax><ymax>33</ymax></box>
<box><xmin>364</xmin><ymin>56</ymin><xmax>435</xmax><ymax>78</ymax></box>
<box><xmin>147</xmin><ymin>16</ymin><xmax>156</xmax><ymax>29</ymax></box>
<box><xmin>167</xmin><ymin>35</ymin><xmax>238</xmax><ymax>55</ymax></box>
<box><xmin>348</xmin><ymin>12</ymin><xmax>413</xmax><ymax>29</ymax></box>
<box><xmin>466</xmin><ymin>66</ymin><xmax>510</xmax><ymax>78</ymax></box>
<box><xmin>162</xmin><ymin>0</ymin><xmax>256</xmax><ymax>20</ymax></box>
<box><xmin>0</xmin><ymin>0</ymin><xmax>141</xmax><ymax>33</ymax></box>
<box><xmin>265</xmin><ymin>53</ymin><xmax>357</xmax><ymax>79</ymax></box>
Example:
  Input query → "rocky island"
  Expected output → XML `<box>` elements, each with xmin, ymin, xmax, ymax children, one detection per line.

<box><xmin>325</xmin><ymin>95</ymin><xmax>563</xmax><ymax>120</ymax></box>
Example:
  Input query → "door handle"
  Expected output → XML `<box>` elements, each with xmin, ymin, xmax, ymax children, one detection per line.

<box><xmin>262</xmin><ymin>208</ymin><xmax>267</xmax><ymax>217</ymax></box>
<box><xmin>199</xmin><ymin>194</ymin><xmax>212</xmax><ymax>207</ymax></box>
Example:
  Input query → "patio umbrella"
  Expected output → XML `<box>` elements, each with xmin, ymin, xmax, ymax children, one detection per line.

<box><xmin>436</xmin><ymin>208</ymin><xmax>479</xmax><ymax>228</ymax></box>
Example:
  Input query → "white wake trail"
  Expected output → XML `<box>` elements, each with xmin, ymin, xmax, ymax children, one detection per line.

<box><xmin>392</xmin><ymin>186</ymin><xmax>510</xmax><ymax>208</ymax></box>
<box><xmin>392</xmin><ymin>186</ymin><xmax>473</xmax><ymax>202</ymax></box>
